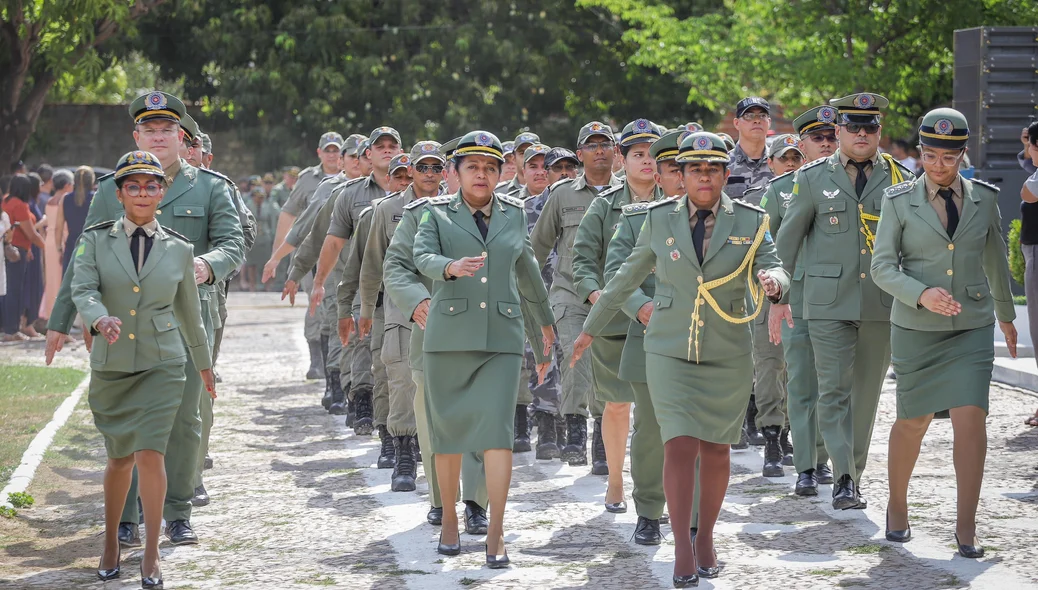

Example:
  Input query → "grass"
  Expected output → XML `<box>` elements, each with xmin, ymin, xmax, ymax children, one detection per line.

<box><xmin>7</xmin><ymin>492</ymin><xmax>33</xmax><ymax>508</ymax></box>
<box><xmin>847</xmin><ymin>544</ymin><xmax>887</xmax><ymax>555</ymax></box>
<box><xmin>1014</xmin><ymin>295</ymin><xmax>1027</xmax><ymax>306</ymax></box>
<box><xmin>0</xmin><ymin>364</ymin><xmax>86</xmax><ymax>488</ymax></box>
<box><xmin>808</xmin><ymin>568</ymin><xmax>843</xmax><ymax>577</ymax></box>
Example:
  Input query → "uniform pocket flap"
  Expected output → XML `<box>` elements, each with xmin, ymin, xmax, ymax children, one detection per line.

<box><xmin>793</xmin><ymin>266</ymin><xmax>806</xmax><ymax>280</ymax></box>
<box><xmin>498</xmin><ymin>302</ymin><xmax>522</xmax><ymax>318</ymax></box>
<box><xmin>152</xmin><ymin>311</ymin><xmax>180</xmax><ymax>332</ymax></box>
<box><xmin>730</xmin><ymin>298</ymin><xmax>747</xmax><ymax>314</ymax></box>
<box><xmin>966</xmin><ymin>283</ymin><xmax>989</xmax><ymax>300</ymax></box>
<box><xmin>439</xmin><ymin>298</ymin><xmax>467</xmax><ymax>315</ymax></box>
<box><xmin>816</xmin><ymin>201</ymin><xmax>846</xmax><ymax>213</ymax></box>
<box><xmin>808</xmin><ymin>264</ymin><xmax>842</xmax><ymax>278</ymax></box>
<box><xmin>654</xmin><ymin>295</ymin><xmax>673</xmax><ymax>309</ymax></box>
<box><xmin>173</xmin><ymin>206</ymin><xmax>205</xmax><ymax>217</ymax></box>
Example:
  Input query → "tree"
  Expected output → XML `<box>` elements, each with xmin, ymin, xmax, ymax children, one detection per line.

<box><xmin>578</xmin><ymin>0</ymin><xmax>1038</xmax><ymax>136</ymax></box>
<box><xmin>0</xmin><ymin>0</ymin><xmax>168</xmax><ymax>171</ymax></box>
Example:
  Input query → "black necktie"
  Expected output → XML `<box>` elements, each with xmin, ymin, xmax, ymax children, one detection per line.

<box><xmin>851</xmin><ymin>161</ymin><xmax>870</xmax><ymax>197</ymax></box>
<box><xmin>130</xmin><ymin>227</ymin><xmax>152</xmax><ymax>274</ymax></box>
<box><xmin>692</xmin><ymin>209</ymin><xmax>711</xmax><ymax>264</ymax></box>
<box><xmin>938</xmin><ymin>188</ymin><xmax>958</xmax><ymax>238</ymax></box>
<box><xmin>473</xmin><ymin>210</ymin><xmax>489</xmax><ymax>241</ymax></box>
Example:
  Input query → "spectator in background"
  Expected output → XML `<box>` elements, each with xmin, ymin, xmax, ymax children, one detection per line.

<box><xmin>36</xmin><ymin>164</ymin><xmax>54</xmax><ymax>208</ymax></box>
<box><xmin>1</xmin><ymin>175</ymin><xmax>46</xmax><ymax>341</ymax></box>
<box><xmin>1020</xmin><ymin>121</ymin><xmax>1038</xmax><ymax>427</ymax></box>
<box><xmin>39</xmin><ymin>170</ymin><xmax>73</xmax><ymax>321</ymax></box>
<box><xmin>10</xmin><ymin>160</ymin><xmax>27</xmax><ymax>175</ymax></box>
<box><xmin>59</xmin><ymin>166</ymin><xmax>96</xmax><ymax>271</ymax></box>
<box><xmin>0</xmin><ymin>175</ymin><xmax>11</xmax><ymax>298</ymax></box>
<box><xmin>24</xmin><ymin>173</ymin><xmax>45</xmax><ymax>334</ymax></box>
<box><xmin>889</xmin><ymin>139</ymin><xmax>918</xmax><ymax>172</ymax></box>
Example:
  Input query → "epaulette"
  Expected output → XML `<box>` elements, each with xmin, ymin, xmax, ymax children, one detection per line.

<box><xmin>598</xmin><ymin>184</ymin><xmax>624</xmax><ymax>198</ymax></box>
<box><xmin>799</xmin><ymin>157</ymin><xmax>828</xmax><ymax>172</ymax></box>
<box><xmin>426</xmin><ymin>195</ymin><xmax>453</xmax><ymax>206</ymax></box>
<box><xmin>768</xmin><ymin>170</ymin><xmax>795</xmax><ymax>185</ymax></box>
<box><xmin>198</xmin><ymin>167</ymin><xmax>232</xmax><ymax>185</ymax></box>
<box><xmin>733</xmin><ymin>199</ymin><xmax>766</xmax><ymax>213</ymax></box>
<box><xmin>622</xmin><ymin>202</ymin><xmax>653</xmax><ymax>216</ymax></box>
<box><xmin>163</xmin><ymin>227</ymin><xmax>191</xmax><ymax>242</ymax></box>
<box><xmin>968</xmin><ymin>178</ymin><xmax>1000</xmax><ymax>193</ymax></box>
<box><xmin>359</xmin><ymin>205</ymin><xmax>375</xmax><ymax>219</ymax></box>
<box><xmin>96</xmin><ymin>171</ymin><xmax>115</xmax><ymax>183</ymax></box>
<box><xmin>83</xmin><ymin>220</ymin><xmax>116</xmax><ymax>233</ymax></box>
<box><xmin>548</xmin><ymin>177</ymin><xmax>575</xmax><ymax>193</ymax></box>
<box><xmin>884</xmin><ymin>180</ymin><xmax>915</xmax><ymax>199</ymax></box>
<box><xmin>497</xmin><ymin>193</ymin><xmax>525</xmax><ymax>208</ymax></box>
<box><xmin>404</xmin><ymin>196</ymin><xmax>431</xmax><ymax>210</ymax></box>
<box><xmin>641</xmin><ymin>197</ymin><xmax>681</xmax><ymax>212</ymax></box>
<box><xmin>742</xmin><ymin>185</ymin><xmax>765</xmax><ymax>199</ymax></box>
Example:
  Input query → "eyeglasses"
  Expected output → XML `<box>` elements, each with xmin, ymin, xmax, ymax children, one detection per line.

<box><xmin>740</xmin><ymin>112</ymin><xmax>770</xmax><ymax>122</ymax></box>
<box><xmin>550</xmin><ymin>163</ymin><xmax>578</xmax><ymax>173</ymax></box>
<box><xmin>920</xmin><ymin>150</ymin><xmax>964</xmax><ymax>167</ymax></box>
<box><xmin>580</xmin><ymin>141</ymin><xmax>614</xmax><ymax>152</ymax></box>
<box><xmin>121</xmin><ymin>183</ymin><xmax>163</xmax><ymax>197</ymax></box>
<box><xmin>842</xmin><ymin>124</ymin><xmax>880</xmax><ymax>135</ymax></box>
<box><xmin>805</xmin><ymin>133</ymin><xmax>837</xmax><ymax>143</ymax></box>
<box><xmin>415</xmin><ymin>164</ymin><xmax>445</xmax><ymax>174</ymax></box>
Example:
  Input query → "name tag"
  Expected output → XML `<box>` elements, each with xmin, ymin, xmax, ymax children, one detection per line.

<box><xmin>727</xmin><ymin>176</ymin><xmax>747</xmax><ymax>185</ymax></box>
<box><xmin>562</xmin><ymin>206</ymin><xmax>585</xmax><ymax>213</ymax></box>
<box><xmin>392</xmin><ymin>214</ymin><xmax>402</xmax><ymax>222</ymax></box>
<box><xmin>727</xmin><ymin>236</ymin><xmax>753</xmax><ymax>245</ymax></box>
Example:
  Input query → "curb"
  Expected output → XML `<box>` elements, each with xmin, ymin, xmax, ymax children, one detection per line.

<box><xmin>1</xmin><ymin>374</ymin><xmax>91</xmax><ymax>509</ymax></box>
<box><xmin>992</xmin><ymin>359</ymin><xmax>1038</xmax><ymax>394</ymax></box>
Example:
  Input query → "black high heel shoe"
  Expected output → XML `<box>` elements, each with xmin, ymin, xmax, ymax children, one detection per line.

<box><xmin>437</xmin><ymin>531</ymin><xmax>461</xmax><ymax>556</ymax></box>
<box><xmin>485</xmin><ymin>541</ymin><xmax>510</xmax><ymax>569</ymax></box>
<box><xmin>140</xmin><ymin>563</ymin><xmax>163</xmax><ymax>589</ymax></box>
<box><xmin>954</xmin><ymin>533</ymin><xmax>984</xmax><ymax>559</ymax></box>
<box><xmin>694</xmin><ymin>544</ymin><xmax>721</xmax><ymax>579</ymax></box>
<box><xmin>885</xmin><ymin>509</ymin><xmax>911</xmax><ymax>543</ymax></box>
<box><xmin>96</xmin><ymin>548</ymin><xmax>121</xmax><ymax>581</ymax></box>
<box><xmin>672</xmin><ymin>574</ymin><xmax>699</xmax><ymax>588</ymax></box>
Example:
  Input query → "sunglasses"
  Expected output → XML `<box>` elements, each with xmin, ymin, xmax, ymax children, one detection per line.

<box><xmin>580</xmin><ymin>141</ymin><xmax>615</xmax><ymax>152</ymax></box>
<box><xmin>805</xmin><ymin>133</ymin><xmax>837</xmax><ymax>143</ymax></box>
<box><xmin>842</xmin><ymin>124</ymin><xmax>880</xmax><ymax>135</ymax></box>
<box><xmin>414</xmin><ymin>164</ymin><xmax>445</xmax><ymax>174</ymax></box>
<box><xmin>121</xmin><ymin>183</ymin><xmax>163</xmax><ymax>197</ymax></box>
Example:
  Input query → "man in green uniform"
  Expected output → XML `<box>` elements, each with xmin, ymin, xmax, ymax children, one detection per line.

<box><xmin>340</xmin><ymin>134</ymin><xmax>369</xmax><ymax>180</ymax></box>
<box><xmin>761</xmin><ymin>106</ymin><xmax>839</xmax><ymax>495</ymax></box>
<box><xmin>771</xmin><ymin>93</ymin><xmax>915</xmax><ymax>509</ymax></box>
<box><xmin>268</xmin><ymin>166</ymin><xmax>298</xmax><ymax>209</ymax></box>
<box><xmin>530</xmin><ymin>121</ymin><xmax>621</xmax><ymax>465</ymax></box>
<box><xmin>501</xmin><ymin>140</ymin><xmax>517</xmax><ymax>185</ymax></box>
<box><xmin>45</xmin><ymin>91</ymin><xmax>244</xmax><ymax>545</ymax></box>
<box><xmin>496</xmin><ymin>132</ymin><xmax>539</xmax><ymax>193</ymax></box>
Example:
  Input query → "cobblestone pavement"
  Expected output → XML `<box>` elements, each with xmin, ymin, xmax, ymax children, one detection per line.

<box><xmin>1</xmin><ymin>292</ymin><xmax>1037</xmax><ymax>589</ymax></box>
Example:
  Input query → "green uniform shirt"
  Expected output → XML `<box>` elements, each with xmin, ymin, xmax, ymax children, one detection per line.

<box><xmin>281</xmin><ymin>165</ymin><xmax>334</xmax><ymax>217</ymax></box>
<box><xmin>358</xmin><ymin>185</ymin><xmax>421</xmax><ymax>324</ymax></box>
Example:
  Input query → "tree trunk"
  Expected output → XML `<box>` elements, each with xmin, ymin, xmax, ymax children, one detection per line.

<box><xmin>0</xmin><ymin>78</ymin><xmax>52</xmax><ymax>173</ymax></box>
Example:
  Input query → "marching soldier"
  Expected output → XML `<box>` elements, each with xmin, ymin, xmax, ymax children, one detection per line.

<box><xmin>771</xmin><ymin>93</ymin><xmax>915</xmax><ymax>509</ymax></box>
<box><xmin>496</xmin><ymin>132</ymin><xmax>540</xmax><ymax>193</ymax></box>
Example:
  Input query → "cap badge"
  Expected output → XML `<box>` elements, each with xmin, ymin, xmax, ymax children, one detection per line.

<box><xmin>145</xmin><ymin>92</ymin><xmax>166</xmax><ymax>111</ymax></box>
<box><xmin>679</xmin><ymin>130</ymin><xmax>694</xmax><ymax>143</ymax></box>
<box><xmin>476</xmin><ymin>133</ymin><xmax>493</xmax><ymax>147</ymax></box>
<box><xmin>398</xmin><ymin>155</ymin><xmax>410</xmax><ymax>164</ymax></box>
<box><xmin>421</xmin><ymin>143</ymin><xmax>437</xmax><ymax>152</ymax></box>
<box><xmin>589</xmin><ymin>123</ymin><xmax>603</xmax><ymax>132</ymax></box>
<box><xmin>686</xmin><ymin>123</ymin><xmax>703</xmax><ymax>133</ymax></box>
<box><xmin>694</xmin><ymin>136</ymin><xmax>712</xmax><ymax>150</ymax></box>
<box><xmin>635</xmin><ymin>119</ymin><xmax>650</xmax><ymax>131</ymax></box>
<box><xmin>854</xmin><ymin>94</ymin><xmax>875</xmax><ymax>108</ymax></box>
<box><xmin>783</xmin><ymin>136</ymin><xmax>798</xmax><ymax>147</ymax></box>
<box><xmin>518</xmin><ymin>133</ymin><xmax>535</xmax><ymax>143</ymax></box>
<box><xmin>934</xmin><ymin>119</ymin><xmax>954</xmax><ymax>135</ymax></box>
<box><xmin>818</xmin><ymin>107</ymin><xmax>837</xmax><ymax>123</ymax></box>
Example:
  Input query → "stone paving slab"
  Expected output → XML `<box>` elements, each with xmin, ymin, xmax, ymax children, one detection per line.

<box><xmin>1</xmin><ymin>292</ymin><xmax>1036</xmax><ymax>589</ymax></box>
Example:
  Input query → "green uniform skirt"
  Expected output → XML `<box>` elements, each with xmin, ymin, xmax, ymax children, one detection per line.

<box><xmin>645</xmin><ymin>352</ymin><xmax>753</xmax><ymax>445</ymax></box>
<box><xmin>88</xmin><ymin>364</ymin><xmax>186</xmax><ymax>459</ymax></box>
<box><xmin>890</xmin><ymin>323</ymin><xmax>994</xmax><ymax>420</ymax></box>
<box><xmin>591</xmin><ymin>335</ymin><xmax>635</xmax><ymax>403</ymax></box>
<box><xmin>424</xmin><ymin>351</ymin><xmax>522</xmax><ymax>454</ymax></box>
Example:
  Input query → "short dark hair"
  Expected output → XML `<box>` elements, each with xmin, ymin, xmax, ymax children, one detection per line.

<box><xmin>1028</xmin><ymin>120</ymin><xmax>1038</xmax><ymax>147</ymax></box>
<box><xmin>7</xmin><ymin>174</ymin><xmax>33</xmax><ymax>203</ymax></box>
<box><xmin>27</xmin><ymin>172</ymin><xmax>41</xmax><ymax>199</ymax></box>
<box><xmin>36</xmin><ymin>163</ymin><xmax>53</xmax><ymax>183</ymax></box>
<box><xmin>892</xmin><ymin>139</ymin><xmax>911</xmax><ymax>150</ymax></box>
<box><xmin>0</xmin><ymin>175</ymin><xmax>11</xmax><ymax>196</ymax></box>
<box><xmin>9</xmin><ymin>160</ymin><xmax>25</xmax><ymax>174</ymax></box>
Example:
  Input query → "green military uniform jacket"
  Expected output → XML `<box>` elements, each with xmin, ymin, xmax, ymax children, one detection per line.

<box><xmin>572</xmin><ymin>182</ymin><xmax>663</xmax><ymax>336</ymax></box>
<box><xmin>49</xmin><ymin>160</ymin><xmax>245</xmax><ymax>335</ymax></box>
<box><xmin>753</xmin><ymin>171</ymin><xmax>808</xmax><ymax>318</ymax></box>
<box><xmin>358</xmin><ymin>186</ymin><xmax>421</xmax><ymax>326</ymax></box>
<box><xmin>72</xmin><ymin>218</ymin><xmax>212</xmax><ymax>372</ymax></box>
<box><xmin>336</xmin><ymin>197</ymin><xmax>385</xmax><ymax>320</ymax></box>
<box><xmin>871</xmin><ymin>174</ymin><xmax>1015</xmax><ymax>330</ymax></box>
<box><xmin>529</xmin><ymin>173</ymin><xmax>622</xmax><ymax>307</ymax></box>
<box><xmin>281</xmin><ymin>164</ymin><xmax>331</xmax><ymax>217</ymax></box>
<box><xmin>584</xmin><ymin>194</ymin><xmax>789</xmax><ymax>363</ymax></box>
<box><xmin>383</xmin><ymin>198</ymin><xmax>437</xmax><ymax>370</ymax></box>
<box><xmin>285</xmin><ymin>173</ymin><xmax>350</xmax><ymax>250</ymax></box>
<box><xmin>775</xmin><ymin>152</ymin><xmax>914</xmax><ymax>321</ymax></box>
<box><xmin>288</xmin><ymin>177</ymin><xmax>360</xmax><ymax>284</ymax></box>
<box><xmin>413</xmin><ymin>193</ymin><xmax>555</xmax><ymax>357</ymax></box>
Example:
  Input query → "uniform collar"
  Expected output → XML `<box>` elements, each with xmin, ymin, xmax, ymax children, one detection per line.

<box><xmin>838</xmin><ymin>150</ymin><xmax>881</xmax><ymax>168</ymax></box>
<box><xmin>923</xmin><ymin>173</ymin><xmax>963</xmax><ymax>201</ymax></box>
<box><xmin>122</xmin><ymin>217</ymin><xmax>160</xmax><ymax>238</ymax></box>
<box><xmin>163</xmin><ymin>158</ymin><xmax>182</xmax><ymax>185</ymax></box>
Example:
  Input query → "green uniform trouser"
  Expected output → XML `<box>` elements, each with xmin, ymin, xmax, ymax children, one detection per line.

<box><xmin>808</xmin><ymin>320</ymin><xmax>891</xmax><ymax>483</ymax></box>
<box><xmin>782</xmin><ymin>318</ymin><xmax>830</xmax><ymax>473</ymax></box>
<box><xmin>211</xmin><ymin>280</ymin><xmax>229</xmax><ymax>367</ymax></box>
<box><xmin>370</xmin><ymin>306</ymin><xmax>389</xmax><ymax>428</ymax></box>
<box><xmin>630</xmin><ymin>381</ymin><xmax>665</xmax><ymax>519</ymax></box>
<box><xmin>554</xmin><ymin>303</ymin><xmax>594</xmax><ymax>417</ymax></box>
<box><xmin>123</xmin><ymin>296</ymin><xmax>214</xmax><ymax>523</ymax></box>
<box><xmin>752</xmin><ymin>299</ymin><xmax>788</xmax><ymax>429</ymax></box>
<box><xmin>412</xmin><ymin>368</ymin><xmax>488</xmax><ymax>509</ymax></box>
<box><xmin>319</xmin><ymin>276</ymin><xmax>342</xmax><ymax>373</ymax></box>
<box><xmin>517</xmin><ymin>365</ymin><xmax>533</xmax><ymax>405</ymax></box>
<box><xmin>196</xmin><ymin>282</ymin><xmax>228</xmax><ymax>485</ymax></box>
<box><xmin>302</xmin><ymin>273</ymin><xmax>321</xmax><ymax>342</ymax></box>
<box><xmin>383</xmin><ymin>324</ymin><xmax>417</xmax><ymax>436</ymax></box>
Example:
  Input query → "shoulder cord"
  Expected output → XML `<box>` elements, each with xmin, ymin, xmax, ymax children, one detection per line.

<box><xmin>858</xmin><ymin>154</ymin><xmax>905</xmax><ymax>254</ymax></box>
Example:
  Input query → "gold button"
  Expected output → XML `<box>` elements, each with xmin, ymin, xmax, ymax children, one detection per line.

<box><xmin>449</xmin><ymin>306</ymin><xmax>455</xmax><ymax>312</ymax></box>
<box><xmin>829</xmin><ymin>207</ymin><xmax>834</xmax><ymax>211</ymax></box>
<box><xmin>948</xmin><ymin>244</ymin><xmax>955</xmax><ymax>251</ymax></box>
<box><xmin>697</xmin><ymin>276</ymin><xmax>703</xmax><ymax>284</ymax></box>
<box><xmin>481</xmin><ymin>277</ymin><xmax>487</xmax><ymax>283</ymax></box>
<box><xmin>643</xmin><ymin>329</ymin><xmax>646</xmax><ymax>334</ymax></box>
<box><xmin>650</xmin><ymin>266</ymin><xmax>656</xmax><ymax>273</ymax></box>
<box><xmin>128</xmin><ymin>334</ymin><xmax>135</xmax><ymax>340</ymax></box>
<box><xmin>186</xmin><ymin>209</ymin><xmax>192</xmax><ymax>214</ymax></box>
<box><xmin>130</xmin><ymin>310</ymin><xmax>136</xmax><ymax>316</ymax></box>
<box><xmin>133</xmin><ymin>286</ymin><xmax>140</xmax><ymax>293</ymax></box>
<box><xmin>481</xmin><ymin>251</ymin><xmax>487</xmax><ymax>257</ymax></box>
<box><xmin>156</xmin><ymin>209</ymin><xmax>162</xmax><ymax>215</ymax></box>
<box><xmin>697</xmin><ymin>298</ymin><xmax>704</xmax><ymax>305</ymax></box>
<box><xmin>480</xmin><ymin>302</ymin><xmax>487</xmax><ymax>309</ymax></box>
<box><xmin>167</xmin><ymin>323</ymin><xmax>172</xmax><ymax>328</ymax></box>
<box><xmin>947</xmin><ymin>269</ymin><xmax>953</xmax><ymax>276</ymax></box>
<box><xmin>860</xmin><ymin>273</ymin><xmax>866</xmax><ymax>279</ymax></box>
<box><xmin>507</xmin><ymin>308</ymin><xmax>513</xmax><ymax>313</ymax></box>
<box><xmin>861</xmin><ymin>249</ymin><xmax>867</xmax><ymax>255</ymax></box>
<box><xmin>698</xmin><ymin>320</ymin><xmax>705</xmax><ymax>327</ymax></box>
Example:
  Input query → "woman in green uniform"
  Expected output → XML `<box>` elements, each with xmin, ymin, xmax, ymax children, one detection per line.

<box><xmin>573</xmin><ymin>132</ymin><xmax>787</xmax><ymax>587</ymax></box>
<box><xmin>71</xmin><ymin>151</ymin><xmax>215</xmax><ymax>588</ymax></box>
<box><xmin>413</xmin><ymin>131</ymin><xmax>555</xmax><ymax>568</ymax></box>
<box><xmin>871</xmin><ymin>108</ymin><xmax>1016</xmax><ymax>557</ymax></box>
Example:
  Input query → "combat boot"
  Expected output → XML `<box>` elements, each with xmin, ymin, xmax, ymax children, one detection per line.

<box><xmin>513</xmin><ymin>405</ymin><xmax>532</xmax><ymax>453</ymax></box>
<box><xmin>780</xmin><ymin>427</ymin><xmax>794</xmax><ymax>466</ymax></box>
<box><xmin>377</xmin><ymin>425</ymin><xmax>396</xmax><ymax>469</ymax></box>
<box><xmin>562</xmin><ymin>414</ymin><xmax>588</xmax><ymax>466</ymax></box>
<box><xmin>353</xmin><ymin>387</ymin><xmax>374</xmax><ymax>435</ymax></box>
<box><xmin>306</xmin><ymin>339</ymin><xmax>325</xmax><ymax>380</ymax></box>
<box><xmin>762</xmin><ymin>425</ymin><xmax>784</xmax><ymax>477</ymax></box>
<box><xmin>590</xmin><ymin>417</ymin><xmax>608</xmax><ymax>475</ymax></box>
<box><xmin>391</xmin><ymin>436</ymin><xmax>417</xmax><ymax>492</ymax></box>
<box><xmin>321</xmin><ymin>374</ymin><xmax>334</xmax><ymax>411</ymax></box>
<box><xmin>746</xmin><ymin>395</ymin><xmax>765</xmax><ymax>446</ymax></box>
<box><xmin>328</xmin><ymin>370</ymin><xmax>347</xmax><ymax>415</ymax></box>
<box><xmin>555</xmin><ymin>415</ymin><xmax>567</xmax><ymax>459</ymax></box>
<box><xmin>535</xmin><ymin>411</ymin><xmax>560</xmax><ymax>460</ymax></box>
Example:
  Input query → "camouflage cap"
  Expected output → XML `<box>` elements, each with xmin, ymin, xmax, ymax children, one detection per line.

<box><xmin>250</xmin><ymin>185</ymin><xmax>266</xmax><ymax>197</ymax></box>
<box><xmin>523</xmin><ymin>143</ymin><xmax>551</xmax><ymax>166</ymax></box>
<box><xmin>411</xmin><ymin>140</ymin><xmax>446</xmax><ymax>164</ymax></box>
<box><xmin>677</xmin><ymin>132</ymin><xmax>731</xmax><ymax>164</ymax></box>
<box><xmin>544</xmin><ymin>147</ymin><xmax>579</xmax><ymax>168</ymax></box>
<box><xmin>918</xmin><ymin>107</ymin><xmax>969</xmax><ymax>150</ymax></box>
<box><xmin>200</xmin><ymin>133</ymin><xmax>212</xmax><ymax>154</ymax></box>
<box><xmin>513</xmin><ymin>132</ymin><xmax>540</xmax><ymax>152</ymax></box>
<box><xmin>768</xmin><ymin>134</ymin><xmax>804</xmax><ymax>159</ymax></box>
<box><xmin>262</xmin><ymin>172</ymin><xmax>276</xmax><ymax>183</ymax></box>
<box><xmin>341</xmin><ymin>133</ymin><xmax>368</xmax><ymax>156</ymax></box>
<box><xmin>284</xmin><ymin>166</ymin><xmax>301</xmax><ymax>177</ymax></box>
<box><xmin>129</xmin><ymin>91</ymin><xmax>186</xmax><ymax>125</ymax></box>
<box><xmin>389</xmin><ymin>154</ymin><xmax>412</xmax><ymax>174</ymax></box>
<box><xmin>577</xmin><ymin>121</ymin><xmax>614</xmax><ymax>146</ymax></box>
<box><xmin>318</xmin><ymin>132</ymin><xmax>344</xmax><ymax>150</ymax></box>
<box><xmin>368</xmin><ymin>126</ymin><xmax>402</xmax><ymax>147</ymax></box>
<box><xmin>502</xmin><ymin>141</ymin><xmax>516</xmax><ymax>156</ymax></box>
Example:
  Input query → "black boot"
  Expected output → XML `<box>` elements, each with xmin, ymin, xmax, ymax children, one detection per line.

<box><xmin>761</xmin><ymin>425</ymin><xmax>784</xmax><ymax>477</ymax></box>
<box><xmin>306</xmin><ymin>339</ymin><xmax>325</xmax><ymax>380</ymax></box>
<box><xmin>746</xmin><ymin>396</ymin><xmax>764</xmax><ymax>446</ymax></box>
<box><xmin>343</xmin><ymin>382</ymin><xmax>354</xmax><ymax>426</ymax></box>
<box><xmin>391</xmin><ymin>436</ymin><xmax>417</xmax><ymax>492</ymax></box>
<box><xmin>353</xmin><ymin>387</ymin><xmax>374</xmax><ymax>435</ymax></box>
<box><xmin>732</xmin><ymin>421</ymin><xmax>749</xmax><ymax>449</ymax></box>
<box><xmin>513</xmin><ymin>405</ymin><xmax>531</xmax><ymax>453</ymax></box>
<box><xmin>562</xmin><ymin>414</ymin><xmax>588</xmax><ymax>466</ymax></box>
<box><xmin>780</xmin><ymin>427</ymin><xmax>794</xmax><ymax>466</ymax></box>
<box><xmin>414</xmin><ymin>436</ymin><xmax>421</xmax><ymax>462</ymax></box>
<box><xmin>328</xmin><ymin>370</ymin><xmax>347</xmax><ymax>415</ymax></box>
<box><xmin>321</xmin><ymin>374</ymin><xmax>334</xmax><ymax>410</ymax></box>
<box><xmin>591</xmin><ymin>417</ymin><xmax>608</xmax><ymax>475</ymax></box>
<box><xmin>535</xmin><ymin>411</ymin><xmax>560</xmax><ymax>460</ymax></box>
<box><xmin>555</xmin><ymin>415</ymin><xmax>567</xmax><ymax>460</ymax></box>
<box><xmin>377</xmin><ymin>425</ymin><xmax>396</xmax><ymax>469</ymax></box>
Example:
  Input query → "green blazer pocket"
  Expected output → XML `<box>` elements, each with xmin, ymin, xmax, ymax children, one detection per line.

<box><xmin>153</xmin><ymin>311</ymin><xmax>185</xmax><ymax>361</ymax></box>
<box><xmin>439</xmin><ymin>298</ymin><xmax>467</xmax><ymax>316</ymax></box>
<box><xmin>807</xmin><ymin>263</ymin><xmax>841</xmax><ymax>305</ymax></box>
<box><xmin>966</xmin><ymin>283</ymin><xmax>989</xmax><ymax>301</ymax></box>
<box><xmin>91</xmin><ymin>338</ymin><xmax>108</xmax><ymax>365</ymax></box>
<box><xmin>173</xmin><ymin>206</ymin><xmax>206</xmax><ymax>241</ymax></box>
<box><xmin>654</xmin><ymin>295</ymin><xmax>672</xmax><ymax>309</ymax></box>
<box><xmin>497</xmin><ymin>302</ymin><xmax>521</xmax><ymax>318</ymax></box>
<box><xmin>731</xmin><ymin>298</ymin><xmax>747</xmax><ymax>315</ymax></box>
<box><xmin>817</xmin><ymin>200</ymin><xmax>848</xmax><ymax>234</ymax></box>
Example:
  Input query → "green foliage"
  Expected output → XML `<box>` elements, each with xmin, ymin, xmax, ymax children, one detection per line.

<box><xmin>1009</xmin><ymin>219</ymin><xmax>1025</xmax><ymax>287</ymax></box>
<box><xmin>578</xmin><ymin>0</ymin><xmax>1038</xmax><ymax>136</ymax></box>
<box><xmin>7</xmin><ymin>492</ymin><xmax>34</xmax><ymax>509</ymax></box>
<box><xmin>0</xmin><ymin>506</ymin><xmax>16</xmax><ymax>519</ymax></box>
